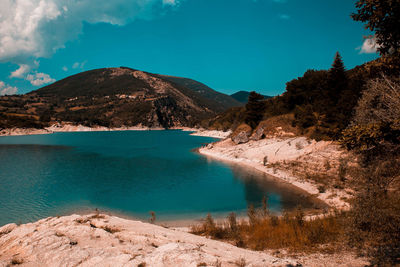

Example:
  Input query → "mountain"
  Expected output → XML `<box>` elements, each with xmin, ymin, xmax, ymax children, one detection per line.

<box><xmin>230</xmin><ymin>91</ymin><xmax>271</xmax><ymax>104</ymax></box>
<box><xmin>157</xmin><ymin>75</ymin><xmax>242</xmax><ymax>110</ymax></box>
<box><xmin>0</xmin><ymin>67</ymin><xmax>238</xmax><ymax>129</ymax></box>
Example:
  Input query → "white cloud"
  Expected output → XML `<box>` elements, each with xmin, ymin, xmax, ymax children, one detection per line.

<box><xmin>0</xmin><ymin>81</ymin><xmax>18</xmax><ymax>95</ymax></box>
<box><xmin>358</xmin><ymin>37</ymin><xmax>380</xmax><ymax>54</ymax></box>
<box><xmin>0</xmin><ymin>0</ymin><xmax>180</xmax><ymax>64</ymax></box>
<box><xmin>26</xmin><ymin>72</ymin><xmax>56</xmax><ymax>86</ymax></box>
<box><xmin>72</xmin><ymin>61</ymin><xmax>86</xmax><ymax>69</ymax></box>
<box><xmin>10</xmin><ymin>64</ymin><xmax>31</xmax><ymax>78</ymax></box>
<box><xmin>163</xmin><ymin>0</ymin><xmax>180</xmax><ymax>5</ymax></box>
<box><xmin>62</xmin><ymin>66</ymin><xmax>68</xmax><ymax>71</ymax></box>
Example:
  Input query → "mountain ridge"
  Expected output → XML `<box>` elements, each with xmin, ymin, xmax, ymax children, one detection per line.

<box><xmin>0</xmin><ymin>67</ymin><xmax>239</xmax><ymax>129</ymax></box>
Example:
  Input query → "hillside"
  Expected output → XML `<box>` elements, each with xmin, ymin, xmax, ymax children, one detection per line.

<box><xmin>230</xmin><ymin>91</ymin><xmax>271</xmax><ymax>104</ymax></box>
<box><xmin>0</xmin><ymin>67</ymin><xmax>237</xmax><ymax>129</ymax></box>
<box><xmin>206</xmin><ymin>56</ymin><xmax>388</xmax><ymax>138</ymax></box>
<box><xmin>157</xmin><ymin>75</ymin><xmax>242</xmax><ymax>110</ymax></box>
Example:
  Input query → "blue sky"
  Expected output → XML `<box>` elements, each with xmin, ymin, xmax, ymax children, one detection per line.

<box><xmin>0</xmin><ymin>0</ymin><xmax>378</xmax><ymax>96</ymax></box>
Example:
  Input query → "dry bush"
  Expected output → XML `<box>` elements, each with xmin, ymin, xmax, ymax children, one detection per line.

<box><xmin>342</xmin><ymin>75</ymin><xmax>400</xmax><ymax>265</ymax></box>
<box><xmin>353</xmin><ymin>75</ymin><xmax>400</xmax><ymax>126</ymax></box>
<box><xmin>191</xmin><ymin>207</ymin><xmax>344</xmax><ymax>253</ymax></box>
<box><xmin>347</xmin><ymin>155</ymin><xmax>400</xmax><ymax>265</ymax></box>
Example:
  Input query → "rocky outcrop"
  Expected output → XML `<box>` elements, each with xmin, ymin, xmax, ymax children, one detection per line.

<box><xmin>251</xmin><ymin>115</ymin><xmax>298</xmax><ymax>140</ymax></box>
<box><xmin>231</xmin><ymin>124</ymin><xmax>252</xmax><ymax>144</ymax></box>
<box><xmin>0</xmin><ymin>214</ymin><xmax>294</xmax><ymax>267</ymax></box>
<box><xmin>250</xmin><ymin>126</ymin><xmax>265</xmax><ymax>141</ymax></box>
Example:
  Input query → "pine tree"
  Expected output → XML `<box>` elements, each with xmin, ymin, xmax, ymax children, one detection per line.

<box><xmin>329</xmin><ymin>52</ymin><xmax>347</xmax><ymax>94</ymax></box>
<box><xmin>330</xmin><ymin>52</ymin><xmax>346</xmax><ymax>82</ymax></box>
<box><xmin>245</xmin><ymin>91</ymin><xmax>265</xmax><ymax>128</ymax></box>
<box><xmin>325</xmin><ymin>52</ymin><xmax>348</xmax><ymax>114</ymax></box>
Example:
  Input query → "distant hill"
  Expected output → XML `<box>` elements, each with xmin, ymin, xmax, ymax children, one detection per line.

<box><xmin>157</xmin><ymin>75</ymin><xmax>242</xmax><ymax>110</ymax></box>
<box><xmin>230</xmin><ymin>91</ymin><xmax>271</xmax><ymax>104</ymax></box>
<box><xmin>0</xmin><ymin>67</ymin><xmax>239</xmax><ymax>129</ymax></box>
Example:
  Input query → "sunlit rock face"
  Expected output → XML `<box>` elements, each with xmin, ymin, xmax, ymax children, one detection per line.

<box><xmin>0</xmin><ymin>214</ymin><xmax>294</xmax><ymax>267</ymax></box>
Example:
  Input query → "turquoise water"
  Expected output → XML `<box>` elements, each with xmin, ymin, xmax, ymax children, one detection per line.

<box><xmin>0</xmin><ymin>130</ymin><xmax>317</xmax><ymax>226</ymax></box>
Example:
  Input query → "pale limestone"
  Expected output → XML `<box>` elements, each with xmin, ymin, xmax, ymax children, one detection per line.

<box><xmin>0</xmin><ymin>214</ymin><xmax>295</xmax><ymax>267</ymax></box>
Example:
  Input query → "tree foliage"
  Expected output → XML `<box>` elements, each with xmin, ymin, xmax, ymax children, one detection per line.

<box><xmin>327</xmin><ymin>52</ymin><xmax>348</xmax><ymax>102</ymax></box>
<box><xmin>343</xmin><ymin>76</ymin><xmax>400</xmax><ymax>265</ymax></box>
<box><xmin>341</xmin><ymin>76</ymin><xmax>400</xmax><ymax>151</ymax></box>
<box><xmin>352</xmin><ymin>0</ymin><xmax>400</xmax><ymax>55</ymax></box>
<box><xmin>354</xmin><ymin>76</ymin><xmax>400</xmax><ymax>125</ymax></box>
<box><xmin>341</xmin><ymin>122</ymin><xmax>400</xmax><ymax>151</ymax></box>
<box><xmin>245</xmin><ymin>91</ymin><xmax>265</xmax><ymax>129</ymax></box>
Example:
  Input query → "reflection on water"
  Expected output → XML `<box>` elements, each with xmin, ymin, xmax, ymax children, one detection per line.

<box><xmin>0</xmin><ymin>131</ymin><xmax>324</xmax><ymax>226</ymax></box>
<box><xmin>230</xmin><ymin>165</ymin><xmax>323</xmax><ymax>212</ymax></box>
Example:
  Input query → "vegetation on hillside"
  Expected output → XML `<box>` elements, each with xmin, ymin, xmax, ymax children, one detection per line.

<box><xmin>245</xmin><ymin>92</ymin><xmax>265</xmax><ymax>129</ymax></box>
<box><xmin>205</xmin><ymin>51</ymin><xmax>384</xmax><ymax>140</ymax></box>
<box><xmin>199</xmin><ymin>1</ymin><xmax>400</xmax><ymax>265</ymax></box>
<box><xmin>230</xmin><ymin>91</ymin><xmax>271</xmax><ymax>104</ymax></box>
<box><xmin>157</xmin><ymin>75</ymin><xmax>242</xmax><ymax>111</ymax></box>
<box><xmin>341</xmin><ymin>75</ymin><xmax>400</xmax><ymax>265</ymax></box>
<box><xmin>0</xmin><ymin>68</ymin><xmax>240</xmax><ymax>130</ymax></box>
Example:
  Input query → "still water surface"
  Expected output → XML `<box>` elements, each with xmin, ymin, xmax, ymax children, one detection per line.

<box><xmin>0</xmin><ymin>130</ymin><xmax>317</xmax><ymax>226</ymax></box>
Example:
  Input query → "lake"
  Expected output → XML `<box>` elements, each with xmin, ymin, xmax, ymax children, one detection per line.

<box><xmin>0</xmin><ymin>130</ymin><xmax>319</xmax><ymax>226</ymax></box>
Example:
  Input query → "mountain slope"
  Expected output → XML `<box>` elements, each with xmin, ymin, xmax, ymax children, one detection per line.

<box><xmin>1</xmin><ymin>67</ymin><xmax>234</xmax><ymax>129</ymax></box>
<box><xmin>157</xmin><ymin>75</ymin><xmax>242</xmax><ymax>110</ymax></box>
<box><xmin>231</xmin><ymin>91</ymin><xmax>271</xmax><ymax>104</ymax></box>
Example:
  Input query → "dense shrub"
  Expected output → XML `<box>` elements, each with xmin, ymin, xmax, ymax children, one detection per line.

<box><xmin>343</xmin><ymin>76</ymin><xmax>400</xmax><ymax>265</ymax></box>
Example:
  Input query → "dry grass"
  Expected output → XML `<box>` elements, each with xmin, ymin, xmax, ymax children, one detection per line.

<box><xmin>191</xmin><ymin>208</ymin><xmax>345</xmax><ymax>253</ymax></box>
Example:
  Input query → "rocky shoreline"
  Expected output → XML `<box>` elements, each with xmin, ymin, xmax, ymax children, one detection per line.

<box><xmin>198</xmin><ymin>137</ymin><xmax>353</xmax><ymax>211</ymax></box>
<box><xmin>0</xmin><ymin>213</ymin><xmax>367</xmax><ymax>267</ymax></box>
<box><xmin>0</xmin><ymin>124</ymin><xmax>231</xmax><ymax>139</ymax></box>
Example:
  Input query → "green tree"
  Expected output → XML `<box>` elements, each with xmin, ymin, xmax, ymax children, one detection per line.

<box><xmin>352</xmin><ymin>0</ymin><xmax>400</xmax><ymax>55</ymax></box>
<box><xmin>343</xmin><ymin>77</ymin><xmax>400</xmax><ymax>265</ymax></box>
<box><xmin>245</xmin><ymin>91</ymin><xmax>265</xmax><ymax>128</ymax></box>
<box><xmin>327</xmin><ymin>52</ymin><xmax>347</xmax><ymax>100</ymax></box>
<box><xmin>322</xmin><ymin>52</ymin><xmax>349</xmax><ymax>132</ymax></box>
